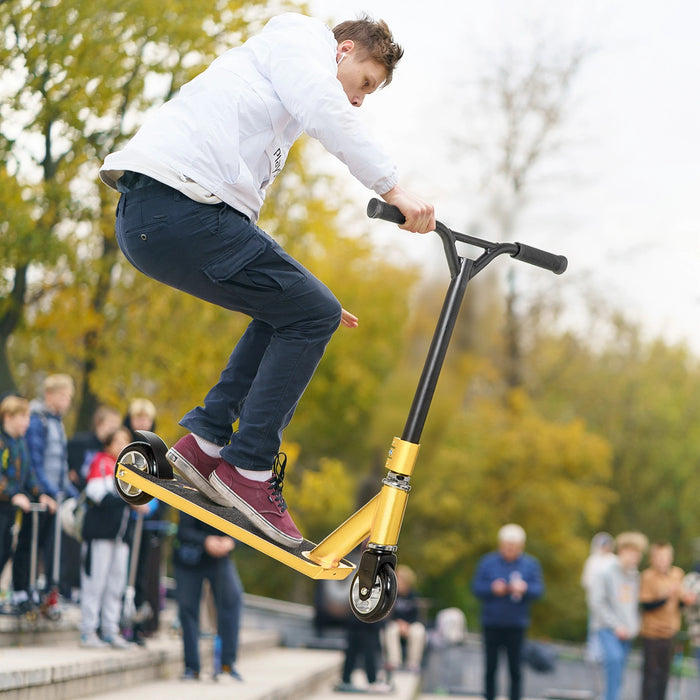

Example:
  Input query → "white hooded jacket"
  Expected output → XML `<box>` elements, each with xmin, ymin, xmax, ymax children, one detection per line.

<box><xmin>100</xmin><ymin>13</ymin><xmax>398</xmax><ymax>222</ymax></box>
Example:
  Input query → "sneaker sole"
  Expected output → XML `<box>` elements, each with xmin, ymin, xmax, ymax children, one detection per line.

<box><xmin>209</xmin><ymin>471</ymin><xmax>303</xmax><ymax>547</ymax></box>
<box><xmin>166</xmin><ymin>447</ymin><xmax>222</xmax><ymax>504</ymax></box>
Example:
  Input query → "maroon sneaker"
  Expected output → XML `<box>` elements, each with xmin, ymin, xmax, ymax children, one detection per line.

<box><xmin>167</xmin><ymin>434</ymin><xmax>221</xmax><ymax>502</ymax></box>
<box><xmin>208</xmin><ymin>454</ymin><xmax>303</xmax><ymax>546</ymax></box>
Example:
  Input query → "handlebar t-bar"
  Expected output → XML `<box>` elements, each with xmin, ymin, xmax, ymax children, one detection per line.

<box><xmin>512</xmin><ymin>243</ymin><xmax>568</xmax><ymax>275</ymax></box>
<box><xmin>366</xmin><ymin>198</ymin><xmax>405</xmax><ymax>225</ymax></box>
<box><xmin>367</xmin><ymin>198</ymin><xmax>568</xmax><ymax>275</ymax></box>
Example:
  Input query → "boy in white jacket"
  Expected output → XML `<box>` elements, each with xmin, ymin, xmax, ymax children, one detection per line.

<box><xmin>100</xmin><ymin>13</ymin><xmax>434</xmax><ymax>546</ymax></box>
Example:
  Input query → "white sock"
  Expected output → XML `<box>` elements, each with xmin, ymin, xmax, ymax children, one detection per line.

<box><xmin>236</xmin><ymin>467</ymin><xmax>273</xmax><ymax>482</ymax></box>
<box><xmin>193</xmin><ymin>434</ymin><xmax>221</xmax><ymax>458</ymax></box>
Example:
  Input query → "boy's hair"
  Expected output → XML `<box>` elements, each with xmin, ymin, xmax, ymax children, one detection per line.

<box><xmin>615</xmin><ymin>531</ymin><xmax>648</xmax><ymax>554</ymax></box>
<box><xmin>128</xmin><ymin>397</ymin><xmax>156</xmax><ymax>420</ymax></box>
<box><xmin>104</xmin><ymin>425</ymin><xmax>131</xmax><ymax>449</ymax></box>
<box><xmin>0</xmin><ymin>395</ymin><xmax>30</xmax><ymax>420</ymax></box>
<box><xmin>333</xmin><ymin>15</ymin><xmax>404</xmax><ymax>86</ymax></box>
<box><xmin>43</xmin><ymin>373</ymin><xmax>75</xmax><ymax>395</ymax></box>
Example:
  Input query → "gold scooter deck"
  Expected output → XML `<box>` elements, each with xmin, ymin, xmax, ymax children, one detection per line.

<box><xmin>115</xmin><ymin>462</ymin><xmax>354</xmax><ymax>580</ymax></box>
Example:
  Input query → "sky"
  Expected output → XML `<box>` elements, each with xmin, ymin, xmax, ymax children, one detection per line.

<box><xmin>307</xmin><ymin>0</ymin><xmax>700</xmax><ymax>353</ymax></box>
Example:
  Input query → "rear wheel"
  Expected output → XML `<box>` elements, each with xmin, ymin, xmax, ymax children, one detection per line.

<box><xmin>114</xmin><ymin>443</ymin><xmax>156</xmax><ymax>506</ymax></box>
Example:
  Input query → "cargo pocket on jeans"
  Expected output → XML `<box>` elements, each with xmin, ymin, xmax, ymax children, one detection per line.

<box><xmin>202</xmin><ymin>233</ymin><xmax>267</xmax><ymax>283</ymax></box>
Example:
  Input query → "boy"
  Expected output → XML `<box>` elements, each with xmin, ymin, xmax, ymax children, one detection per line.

<box><xmin>0</xmin><ymin>396</ymin><xmax>55</xmax><ymax>595</ymax></box>
<box><xmin>588</xmin><ymin>531</ymin><xmax>648</xmax><ymax>700</ymax></box>
<box><xmin>639</xmin><ymin>541</ymin><xmax>694</xmax><ymax>700</ymax></box>
<box><xmin>13</xmin><ymin>374</ymin><xmax>75</xmax><ymax>605</ymax></box>
<box><xmin>99</xmin><ymin>13</ymin><xmax>435</xmax><ymax>546</ymax></box>
<box><xmin>80</xmin><ymin>425</ymin><xmax>138</xmax><ymax>648</ymax></box>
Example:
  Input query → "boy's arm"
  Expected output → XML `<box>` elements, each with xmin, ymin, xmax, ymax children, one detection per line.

<box><xmin>25</xmin><ymin>414</ymin><xmax>56</xmax><ymax>497</ymax></box>
<box><xmin>588</xmin><ymin>569</ymin><xmax>619</xmax><ymax>629</ymax></box>
<box><xmin>0</xmin><ymin>441</ymin><xmax>16</xmax><ymax>501</ymax></box>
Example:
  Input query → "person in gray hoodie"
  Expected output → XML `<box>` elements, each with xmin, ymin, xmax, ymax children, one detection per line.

<box><xmin>588</xmin><ymin>531</ymin><xmax>648</xmax><ymax>700</ymax></box>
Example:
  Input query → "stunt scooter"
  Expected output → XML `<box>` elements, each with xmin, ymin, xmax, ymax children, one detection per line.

<box><xmin>113</xmin><ymin>199</ymin><xmax>567</xmax><ymax>622</ymax></box>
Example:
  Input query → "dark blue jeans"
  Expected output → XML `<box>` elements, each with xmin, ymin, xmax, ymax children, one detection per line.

<box><xmin>174</xmin><ymin>558</ymin><xmax>243</xmax><ymax>674</ymax></box>
<box><xmin>115</xmin><ymin>181</ymin><xmax>342</xmax><ymax>469</ymax></box>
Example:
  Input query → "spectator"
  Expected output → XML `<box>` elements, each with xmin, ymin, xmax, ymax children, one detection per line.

<box><xmin>124</xmin><ymin>397</ymin><xmax>167</xmax><ymax>644</ymax></box>
<box><xmin>173</xmin><ymin>511</ymin><xmax>243</xmax><ymax>682</ymax></box>
<box><xmin>12</xmin><ymin>374</ymin><xmax>75</xmax><ymax>608</ymax></box>
<box><xmin>581</xmin><ymin>532</ymin><xmax>615</xmax><ymax>663</ymax></box>
<box><xmin>123</xmin><ymin>397</ymin><xmax>157</xmax><ymax>438</ymax></box>
<box><xmin>383</xmin><ymin>564</ymin><xmax>426</xmax><ymax>673</ymax></box>
<box><xmin>639</xmin><ymin>541</ymin><xmax>693</xmax><ymax>700</ymax></box>
<box><xmin>471</xmin><ymin>523</ymin><xmax>545</xmax><ymax>700</ymax></box>
<box><xmin>67</xmin><ymin>405</ymin><xmax>122</xmax><ymax>490</ymax></box>
<box><xmin>0</xmin><ymin>396</ymin><xmax>56</xmax><ymax>600</ymax></box>
<box><xmin>64</xmin><ymin>405</ymin><xmax>122</xmax><ymax>602</ymax></box>
<box><xmin>588</xmin><ymin>531</ymin><xmax>648</xmax><ymax>700</ymax></box>
<box><xmin>681</xmin><ymin>569</ymin><xmax>700</xmax><ymax>687</ymax></box>
<box><xmin>79</xmin><ymin>425</ymin><xmax>140</xmax><ymax>649</ymax></box>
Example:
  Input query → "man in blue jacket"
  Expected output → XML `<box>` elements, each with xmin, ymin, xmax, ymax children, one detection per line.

<box><xmin>472</xmin><ymin>523</ymin><xmax>544</xmax><ymax>700</ymax></box>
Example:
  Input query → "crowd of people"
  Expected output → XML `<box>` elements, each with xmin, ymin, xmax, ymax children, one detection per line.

<box><xmin>582</xmin><ymin>530</ymin><xmax>700</xmax><ymax>700</ymax></box>
<box><xmin>0</xmin><ymin>374</ymin><xmax>244</xmax><ymax>681</ymax></box>
<box><xmin>4</xmin><ymin>378</ymin><xmax>700</xmax><ymax>698</ymax></box>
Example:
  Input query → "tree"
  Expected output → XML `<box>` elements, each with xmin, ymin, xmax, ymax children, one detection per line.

<box><xmin>460</xmin><ymin>38</ymin><xmax>588</xmax><ymax>387</ymax></box>
<box><xmin>402</xmin><ymin>384</ymin><xmax>613</xmax><ymax>638</ymax></box>
<box><xmin>526</xmin><ymin>299</ymin><xmax>700</xmax><ymax>569</ymax></box>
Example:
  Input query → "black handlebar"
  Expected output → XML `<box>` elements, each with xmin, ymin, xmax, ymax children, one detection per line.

<box><xmin>366</xmin><ymin>198</ymin><xmax>406</xmax><ymax>224</ymax></box>
<box><xmin>366</xmin><ymin>198</ymin><xmax>567</xmax><ymax>276</ymax></box>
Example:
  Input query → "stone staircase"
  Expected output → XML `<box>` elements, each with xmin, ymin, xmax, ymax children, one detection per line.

<box><xmin>0</xmin><ymin>595</ymin><xmax>422</xmax><ymax>700</ymax></box>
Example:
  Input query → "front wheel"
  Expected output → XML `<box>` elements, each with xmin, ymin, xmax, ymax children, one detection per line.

<box><xmin>114</xmin><ymin>443</ymin><xmax>156</xmax><ymax>506</ymax></box>
<box><xmin>349</xmin><ymin>563</ymin><xmax>397</xmax><ymax>623</ymax></box>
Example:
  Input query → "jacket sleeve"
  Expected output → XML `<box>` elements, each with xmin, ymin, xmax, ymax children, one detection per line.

<box><xmin>524</xmin><ymin>556</ymin><xmax>545</xmax><ymax>601</ymax></box>
<box><xmin>25</xmin><ymin>414</ymin><xmax>55</xmax><ymax>497</ymax></box>
<box><xmin>589</xmin><ymin>567</ymin><xmax>619</xmax><ymax>630</ymax></box>
<box><xmin>0</xmin><ymin>440</ymin><xmax>16</xmax><ymax>501</ymax></box>
<box><xmin>265</xmin><ymin>16</ymin><xmax>398</xmax><ymax>195</ymax></box>
<box><xmin>177</xmin><ymin>512</ymin><xmax>211</xmax><ymax>547</ymax></box>
<box><xmin>472</xmin><ymin>555</ymin><xmax>497</xmax><ymax>600</ymax></box>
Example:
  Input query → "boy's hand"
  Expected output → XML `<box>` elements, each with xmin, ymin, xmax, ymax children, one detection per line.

<box><xmin>341</xmin><ymin>308</ymin><xmax>358</xmax><ymax>328</ymax></box>
<box><xmin>39</xmin><ymin>493</ymin><xmax>57</xmax><ymax>514</ymax></box>
<box><xmin>381</xmin><ymin>185</ymin><xmax>435</xmax><ymax>233</ymax></box>
<box><xmin>11</xmin><ymin>493</ymin><xmax>31</xmax><ymax>513</ymax></box>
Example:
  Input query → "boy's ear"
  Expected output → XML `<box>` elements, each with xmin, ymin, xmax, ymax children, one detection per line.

<box><xmin>337</xmin><ymin>39</ymin><xmax>355</xmax><ymax>57</ymax></box>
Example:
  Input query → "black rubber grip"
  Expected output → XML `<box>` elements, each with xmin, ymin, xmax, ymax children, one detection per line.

<box><xmin>513</xmin><ymin>243</ymin><xmax>568</xmax><ymax>275</ymax></box>
<box><xmin>366</xmin><ymin>198</ymin><xmax>406</xmax><ymax>224</ymax></box>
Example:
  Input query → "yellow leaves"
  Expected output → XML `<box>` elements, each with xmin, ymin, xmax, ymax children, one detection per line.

<box><xmin>284</xmin><ymin>455</ymin><xmax>355</xmax><ymax>540</ymax></box>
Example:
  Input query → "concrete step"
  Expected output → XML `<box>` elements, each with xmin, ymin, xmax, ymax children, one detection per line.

<box><xmin>0</xmin><ymin>626</ymin><xmax>281</xmax><ymax>700</ymax></box>
<box><xmin>78</xmin><ymin>645</ymin><xmax>344</xmax><ymax>700</ymax></box>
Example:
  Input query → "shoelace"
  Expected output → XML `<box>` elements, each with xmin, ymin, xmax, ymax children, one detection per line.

<box><xmin>266</xmin><ymin>452</ymin><xmax>288</xmax><ymax>512</ymax></box>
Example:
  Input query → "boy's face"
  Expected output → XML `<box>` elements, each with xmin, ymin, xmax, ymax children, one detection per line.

<box><xmin>46</xmin><ymin>387</ymin><xmax>73</xmax><ymax>416</ymax></box>
<box><xmin>129</xmin><ymin>412</ymin><xmax>153</xmax><ymax>432</ymax></box>
<box><xmin>650</xmin><ymin>545</ymin><xmax>673</xmax><ymax>573</ymax></box>
<box><xmin>618</xmin><ymin>545</ymin><xmax>643</xmax><ymax>570</ymax></box>
<box><xmin>107</xmin><ymin>429</ymin><xmax>132</xmax><ymax>458</ymax></box>
<box><xmin>3</xmin><ymin>411</ymin><xmax>31</xmax><ymax>438</ymax></box>
<box><xmin>336</xmin><ymin>41</ymin><xmax>387</xmax><ymax>108</ymax></box>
